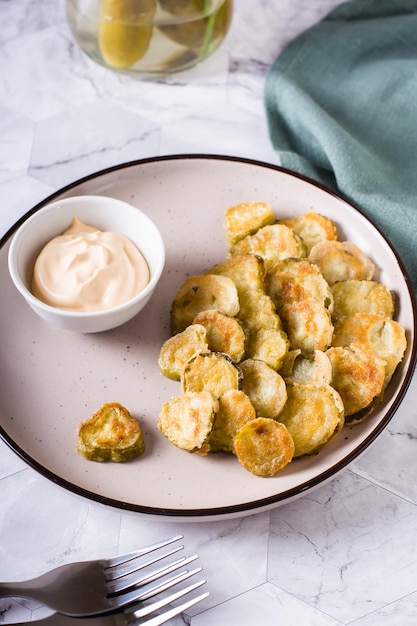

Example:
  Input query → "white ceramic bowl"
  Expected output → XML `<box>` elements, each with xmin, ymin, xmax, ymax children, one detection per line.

<box><xmin>8</xmin><ymin>195</ymin><xmax>165</xmax><ymax>333</ymax></box>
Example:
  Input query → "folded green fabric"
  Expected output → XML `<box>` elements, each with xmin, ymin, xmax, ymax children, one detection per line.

<box><xmin>264</xmin><ymin>0</ymin><xmax>417</xmax><ymax>292</ymax></box>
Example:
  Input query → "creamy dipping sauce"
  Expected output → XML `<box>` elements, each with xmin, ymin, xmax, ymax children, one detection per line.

<box><xmin>32</xmin><ymin>217</ymin><xmax>150</xmax><ymax>312</ymax></box>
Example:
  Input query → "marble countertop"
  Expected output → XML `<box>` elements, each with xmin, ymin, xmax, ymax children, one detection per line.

<box><xmin>1</xmin><ymin>1</ymin><xmax>417</xmax><ymax>624</ymax></box>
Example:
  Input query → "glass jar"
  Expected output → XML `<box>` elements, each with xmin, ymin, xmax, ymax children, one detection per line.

<box><xmin>66</xmin><ymin>0</ymin><xmax>233</xmax><ymax>76</ymax></box>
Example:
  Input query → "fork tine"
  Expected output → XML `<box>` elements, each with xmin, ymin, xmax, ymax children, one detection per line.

<box><xmin>106</xmin><ymin>545</ymin><xmax>184</xmax><ymax>582</ymax></box>
<box><xmin>128</xmin><ymin>591</ymin><xmax>210</xmax><ymax>626</ymax></box>
<box><xmin>107</xmin><ymin>554</ymin><xmax>199</xmax><ymax>595</ymax></box>
<box><xmin>105</xmin><ymin>536</ymin><xmax>183</xmax><ymax>569</ymax></box>
<box><xmin>125</xmin><ymin>578</ymin><xmax>207</xmax><ymax>622</ymax></box>
<box><xmin>109</xmin><ymin>566</ymin><xmax>203</xmax><ymax>611</ymax></box>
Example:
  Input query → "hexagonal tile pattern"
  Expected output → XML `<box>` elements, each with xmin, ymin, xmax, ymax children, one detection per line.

<box><xmin>1</xmin><ymin>1</ymin><xmax>417</xmax><ymax>625</ymax></box>
<box><xmin>29</xmin><ymin>100</ymin><xmax>160</xmax><ymax>188</ymax></box>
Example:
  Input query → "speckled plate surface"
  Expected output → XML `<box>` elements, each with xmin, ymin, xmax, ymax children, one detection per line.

<box><xmin>1</xmin><ymin>155</ymin><xmax>416</xmax><ymax>521</ymax></box>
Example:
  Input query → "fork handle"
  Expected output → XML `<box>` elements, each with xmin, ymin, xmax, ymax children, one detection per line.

<box><xmin>0</xmin><ymin>575</ymin><xmax>58</xmax><ymax>607</ymax></box>
<box><xmin>0</xmin><ymin>580</ymin><xmax>45</xmax><ymax>602</ymax></box>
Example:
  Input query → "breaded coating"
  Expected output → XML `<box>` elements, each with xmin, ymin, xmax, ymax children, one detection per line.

<box><xmin>234</xmin><ymin>418</ymin><xmax>295</xmax><ymax>477</ymax></box>
<box><xmin>76</xmin><ymin>402</ymin><xmax>145</xmax><ymax>463</ymax></box>
<box><xmin>265</xmin><ymin>257</ymin><xmax>334</xmax><ymax>312</ymax></box>
<box><xmin>277</xmin><ymin>383</ymin><xmax>344</xmax><ymax>457</ymax></box>
<box><xmin>157</xmin><ymin>200</ymin><xmax>409</xmax><ymax>474</ymax></box>
<box><xmin>224</xmin><ymin>201</ymin><xmax>275</xmax><ymax>246</ymax></box>
<box><xmin>281</xmin><ymin>349</ymin><xmax>332</xmax><ymax>386</ymax></box>
<box><xmin>236</xmin><ymin>288</ymin><xmax>282</xmax><ymax>333</ymax></box>
<box><xmin>279</xmin><ymin>210</ymin><xmax>338</xmax><ymax>254</ymax></box>
<box><xmin>158</xmin><ymin>391</ymin><xmax>219</xmax><ymax>452</ymax></box>
<box><xmin>193</xmin><ymin>310</ymin><xmax>246</xmax><ymax>363</ymax></box>
<box><xmin>331</xmin><ymin>280</ymin><xmax>395</xmax><ymax>320</ymax></box>
<box><xmin>332</xmin><ymin>312</ymin><xmax>407</xmax><ymax>384</ymax></box>
<box><xmin>239</xmin><ymin>358</ymin><xmax>287</xmax><ymax>419</ymax></box>
<box><xmin>158</xmin><ymin>323</ymin><xmax>209</xmax><ymax>381</ymax></box>
<box><xmin>230</xmin><ymin>224</ymin><xmax>306</xmax><ymax>271</ymax></box>
<box><xmin>245</xmin><ymin>328</ymin><xmax>289</xmax><ymax>371</ymax></box>
<box><xmin>171</xmin><ymin>274</ymin><xmax>240</xmax><ymax>334</ymax></box>
<box><xmin>182</xmin><ymin>352</ymin><xmax>242</xmax><ymax>398</ymax></box>
<box><xmin>326</xmin><ymin>345</ymin><xmax>386</xmax><ymax>419</ymax></box>
<box><xmin>209</xmin><ymin>389</ymin><xmax>256</xmax><ymax>453</ymax></box>
<box><xmin>279</xmin><ymin>300</ymin><xmax>333</xmax><ymax>354</ymax></box>
<box><xmin>309</xmin><ymin>240</ymin><xmax>375</xmax><ymax>285</ymax></box>
<box><xmin>208</xmin><ymin>254</ymin><xmax>266</xmax><ymax>295</ymax></box>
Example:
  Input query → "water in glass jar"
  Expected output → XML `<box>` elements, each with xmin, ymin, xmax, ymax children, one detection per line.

<box><xmin>66</xmin><ymin>0</ymin><xmax>233</xmax><ymax>76</ymax></box>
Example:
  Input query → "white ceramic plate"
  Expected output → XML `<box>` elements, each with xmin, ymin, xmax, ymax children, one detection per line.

<box><xmin>1</xmin><ymin>155</ymin><xmax>416</xmax><ymax>521</ymax></box>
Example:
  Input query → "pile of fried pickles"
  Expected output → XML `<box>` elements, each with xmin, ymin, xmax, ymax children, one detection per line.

<box><xmin>157</xmin><ymin>202</ymin><xmax>407</xmax><ymax>477</ymax></box>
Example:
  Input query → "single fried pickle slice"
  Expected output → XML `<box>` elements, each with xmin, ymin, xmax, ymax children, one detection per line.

<box><xmin>331</xmin><ymin>312</ymin><xmax>407</xmax><ymax>384</ymax></box>
<box><xmin>239</xmin><ymin>358</ymin><xmax>287</xmax><ymax>419</ymax></box>
<box><xmin>245</xmin><ymin>328</ymin><xmax>289</xmax><ymax>371</ymax></box>
<box><xmin>224</xmin><ymin>201</ymin><xmax>275</xmax><ymax>246</ymax></box>
<box><xmin>279</xmin><ymin>300</ymin><xmax>333</xmax><ymax>355</ymax></box>
<box><xmin>158</xmin><ymin>391</ymin><xmax>219</xmax><ymax>452</ymax></box>
<box><xmin>236</xmin><ymin>288</ymin><xmax>282</xmax><ymax>333</ymax></box>
<box><xmin>308</xmin><ymin>240</ymin><xmax>375</xmax><ymax>285</ymax></box>
<box><xmin>234</xmin><ymin>417</ymin><xmax>295</xmax><ymax>477</ymax></box>
<box><xmin>158</xmin><ymin>323</ymin><xmax>209</xmax><ymax>380</ymax></box>
<box><xmin>76</xmin><ymin>402</ymin><xmax>145</xmax><ymax>463</ymax></box>
<box><xmin>182</xmin><ymin>352</ymin><xmax>242</xmax><ymax>397</ymax></box>
<box><xmin>326</xmin><ymin>345</ymin><xmax>386</xmax><ymax>419</ymax></box>
<box><xmin>279</xmin><ymin>210</ymin><xmax>338</xmax><ymax>254</ymax></box>
<box><xmin>230</xmin><ymin>224</ymin><xmax>306</xmax><ymax>271</ymax></box>
<box><xmin>281</xmin><ymin>349</ymin><xmax>332</xmax><ymax>386</ymax></box>
<box><xmin>171</xmin><ymin>274</ymin><xmax>240</xmax><ymax>334</ymax></box>
<box><xmin>208</xmin><ymin>254</ymin><xmax>266</xmax><ymax>295</ymax></box>
<box><xmin>265</xmin><ymin>258</ymin><xmax>334</xmax><ymax>312</ymax></box>
<box><xmin>209</xmin><ymin>389</ymin><xmax>256</xmax><ymax>453</ymax></box>
<box><xmin>193</xmin><ymin>309</ymin><xmax>246</xmax><ymax>363</ymax></box>
<box><xmin>331</xmin><ymin>280</ymin><xmax>395</xmax><ymax>320</ymax></box>
<box><xmin>277</xmin><ymin>383</ymin><xmax>344</xmax><ymax>457</ymax></box>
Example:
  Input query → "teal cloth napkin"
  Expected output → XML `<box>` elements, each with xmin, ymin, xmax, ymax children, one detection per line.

<box><xmin>264</xmin><ymin>0</ymin><xmax>417</xmax><ymax>292</ymax></box>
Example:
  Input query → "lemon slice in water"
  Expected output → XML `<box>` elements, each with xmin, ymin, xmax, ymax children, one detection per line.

<box><xmin>99</xmin><ymin>0</ymin><xmax>156</xmax><ymax>68</ymax></box>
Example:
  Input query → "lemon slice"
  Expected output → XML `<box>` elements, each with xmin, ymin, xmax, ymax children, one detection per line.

<box><xmin>99</xmin><ymin>0</ymin><xmax>156</xmax><ymax>68</ymax></box>
<box><xmin>158</xmin><ymin>0</ymin><xmax>232</xmax><ymax>54</ymax></box>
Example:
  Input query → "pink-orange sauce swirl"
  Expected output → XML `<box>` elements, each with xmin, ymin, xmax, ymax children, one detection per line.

<box><xmin>32</xmin><ymin>217</ymin><xmax>150</xmax><ymax>312</ymax></box>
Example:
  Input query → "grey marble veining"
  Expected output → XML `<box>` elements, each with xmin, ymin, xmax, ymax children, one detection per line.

<box><xmin>1</xmin><ymin>1</ymin><xmax>417</xmax><ymax>624</ymax></box>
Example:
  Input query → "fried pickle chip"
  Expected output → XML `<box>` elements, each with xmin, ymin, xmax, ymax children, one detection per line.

<box><xmin>77</xmin><ymin>402</ymin><xmax>145</xmax><ymax>463</ymax></box>
<box><xmin>279</xmin><ymin>210</ymin><xmax>338</xmax><ymax>254</ymax></box>
<box><xmin>193</xmin><ymin>310</ymin><xmax>246</xmax><ymax>363</ymax></box>
<box><xmin>239</xmin><ymin>358</ymin><xmax>287</xmax><ymax>419</ymax></box>
<box><xmin>234</xmin><ymin>418</ymin><xmax>295</xmax><ymax>477</ymax></box>
<box><xmin>182</xmin><ymin>352</ymin><xmax>242</xmax><ymax>397</ymax></box>
<box><xmin>224</xmin><ymin>201</ymin><xmax>275</xmax><ymax>246</ymax></box>
<box><xmin>209</xmin><ymin>389</ymin><xmax>257</xmax><ymax>453</ymax></box>
<box><xmin>245</xmin><ymin>328</ymin><xmax>289</xmax><ymax>371</ymax></box>
<box><xmin>158</xmin><ymin>391</ymin><xmax>219</xmax><ymax>451</ymax></box>
<box><xmin>157</xmin><ymin>200</ymin><xmax>408</xmax><ymax>473</ymax></box>
<box><xmin>171</xmin><ymin>274</ymin><xmax>240</xmax><ymax>334</ymax></box>
<box><xmin>326</xmin><ymin>345</ymin><xmax>386</xmax><ymax>419</ymax></box>
<box><xmin>265</xmin><ymin>258</ymin><xmax>333</xmax><ymax>312</ymax></box>
<box><xmin>230</xmin><ymin>224</ymin><xmax>306</xmax><ymax>271</ymax></box>
<box><xmin>236</xmin><ymin>288</ymin><xmax>282</xmax><ymax>333</ymax></box>
<box><xmin>279</xmin><ymin>300</ymin><xmax>333</xmax><ymax>354</ymax></box>
<box><xmin>158</xmin><ymin>323</ymin><xmax>209</xmax><ymax>380</ymax></box>
<box><xmin>332</xmin><ymin>312</ymin><xmax>407</xmax><ymax>384</ymax></box>
<box><xmin>281</xmin><ymin>349</ymin><xmax>332</xmax><ymax>386</ymax></box>
<box><xmin>331</xmin><ymin>280</ymin><xmax>395</xmax><ymax>321</ymax></box>
<box><xmin>208</xmin><ymin>254</ymin><xmax>266</xmax><ymax>295</ymax></box>
<box><xmin>277</xmin><ymin>383</ymin><xmax>344</xmax><ymax>457</ymax></box>
<box><xmin>308</xmin><ymin>240</ymin><xmax>375</xmax><ymax>285</ymax></box>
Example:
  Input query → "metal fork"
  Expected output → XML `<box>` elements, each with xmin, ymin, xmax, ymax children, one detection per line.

<box><xmin>7</xmin><ymin>580</ymin><xmax>209</xmax><ymax>625</ymax></box>
<box><xmin>0</xmin><ymin>535</ymin><xmax>207</xmax><ymax>618</ymax></box>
